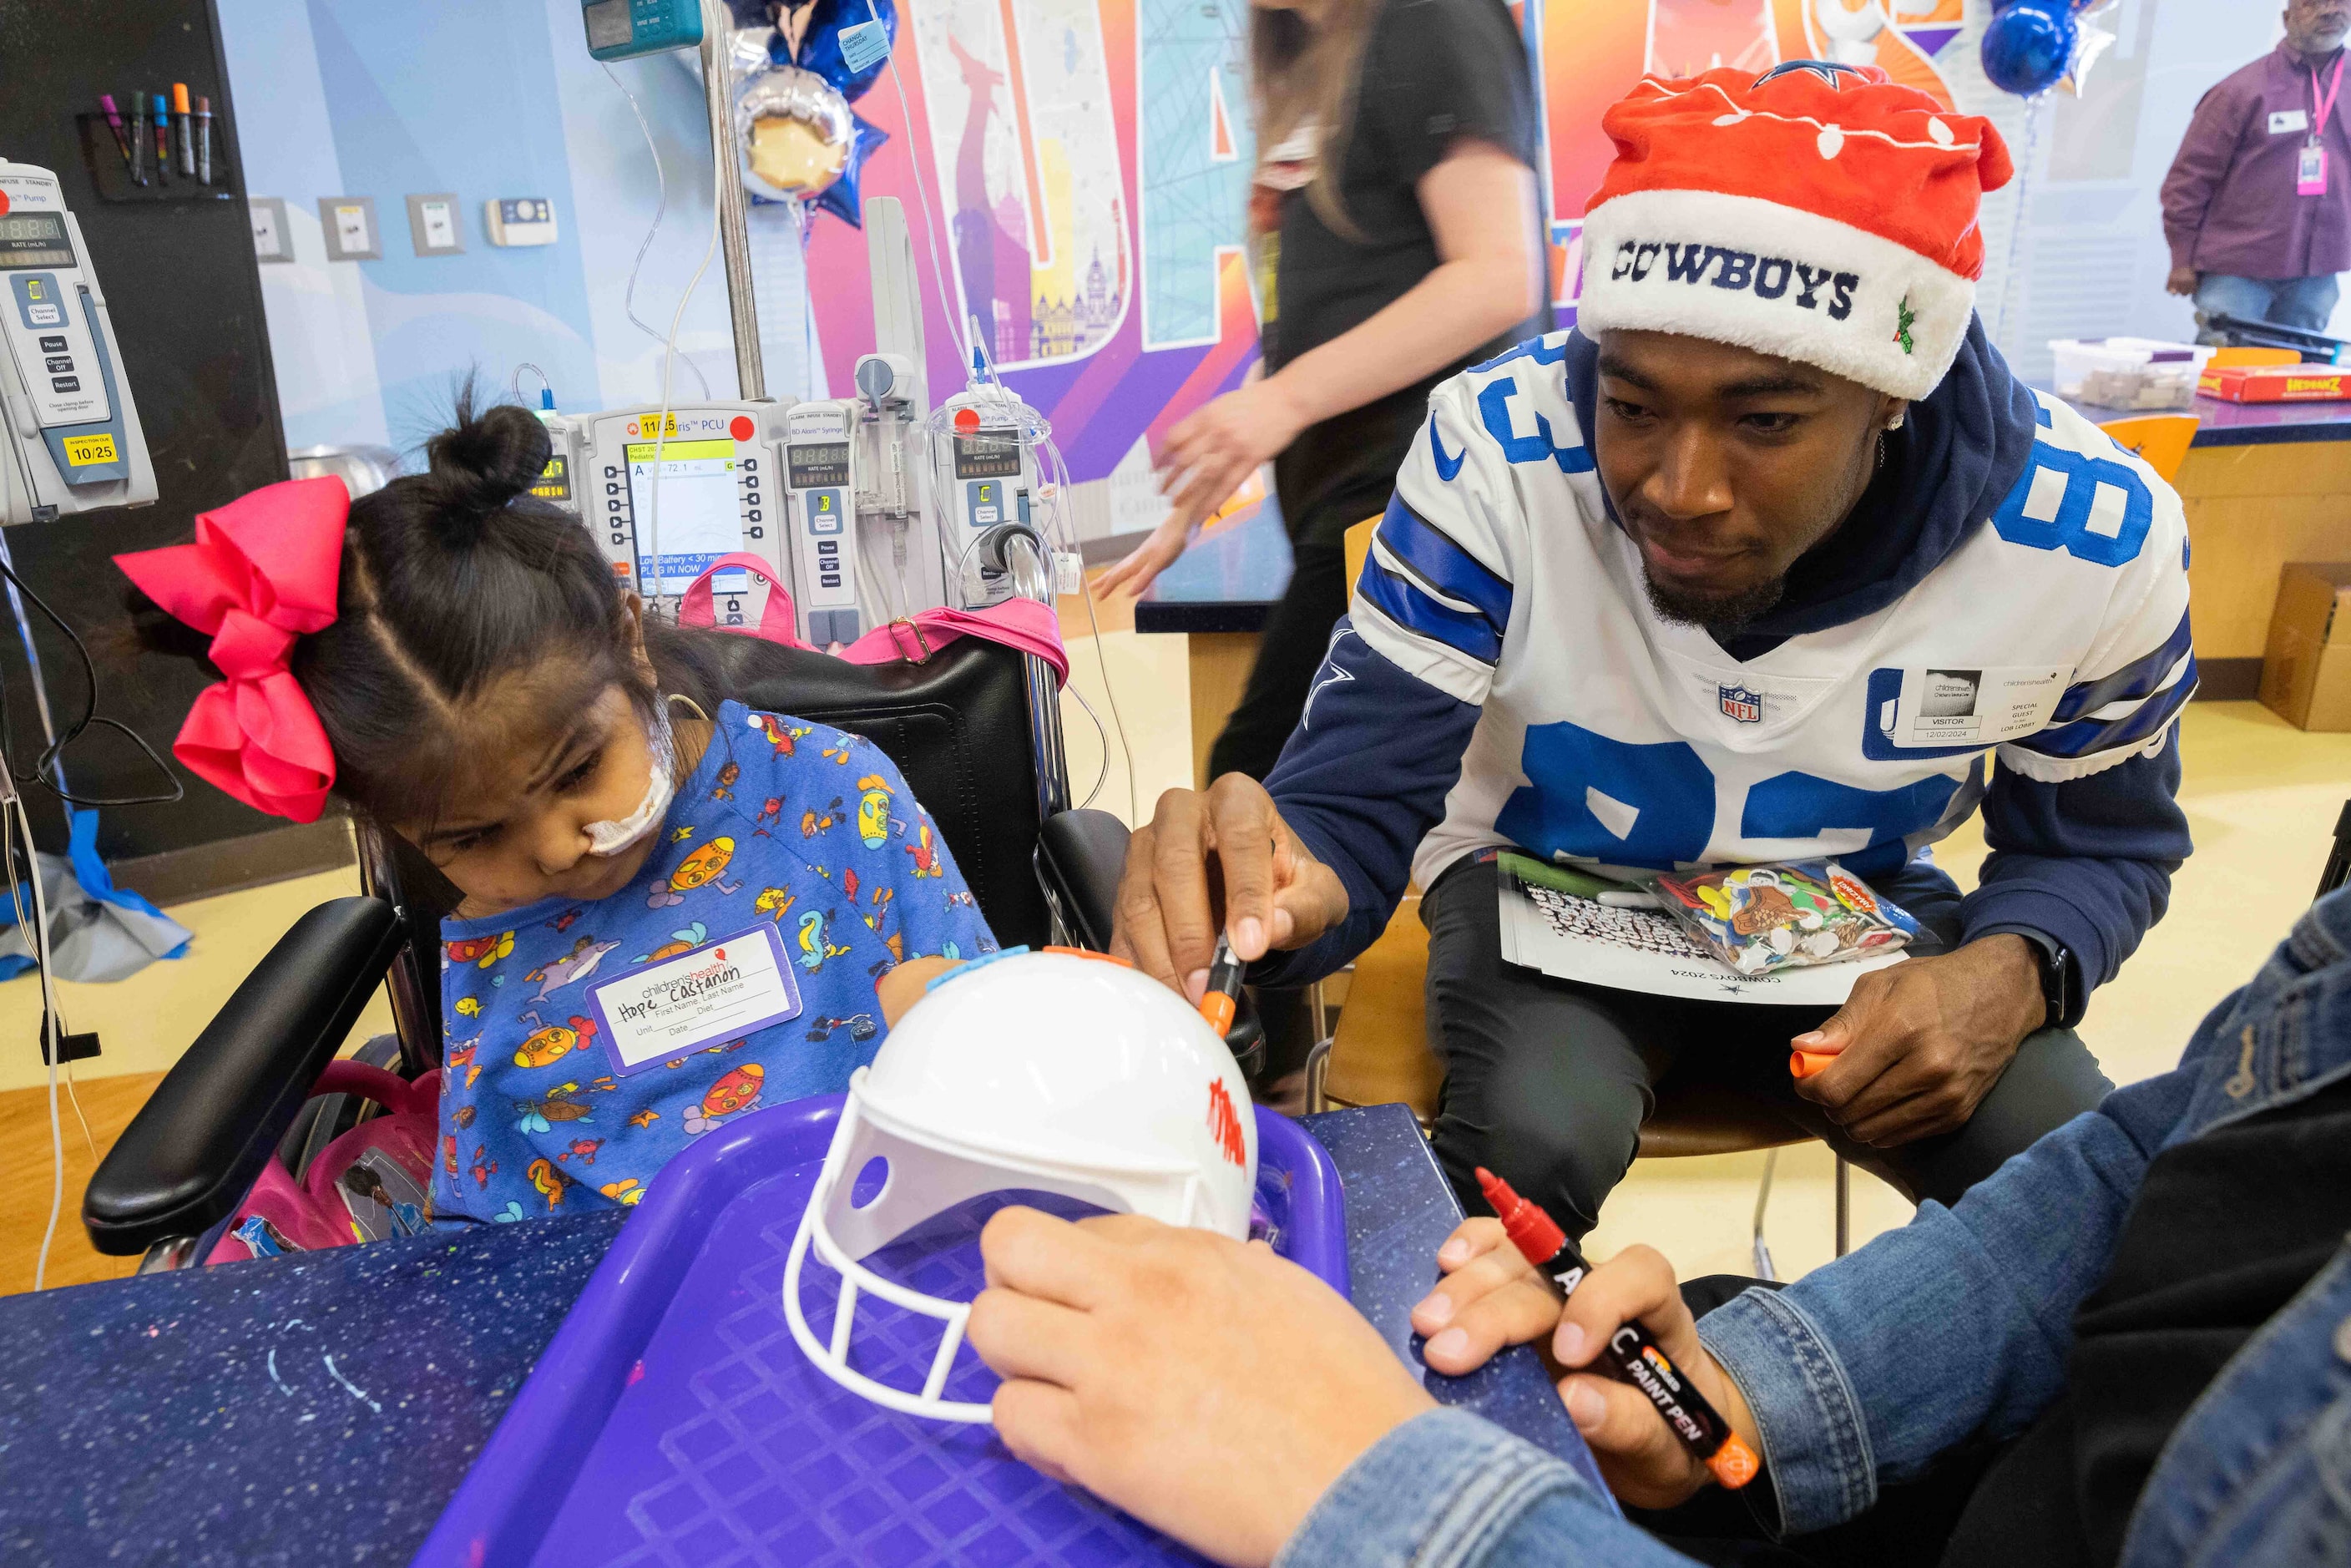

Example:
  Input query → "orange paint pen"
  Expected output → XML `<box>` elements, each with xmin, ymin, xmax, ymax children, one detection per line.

<box><xmin>1790</xmin><ymin>1049</ymin><xmax>1839</xmax><ymax>1080</ymax></box>
<box><xmin>1478</xmin><ymin>1166</ymin><xmax>1761</xmax><ymax>1490</ymax></box>
<box><xmin>1197</xmin><ymin>932</ymin><xmax>1243</xmax><ymax>1038</ymax></box>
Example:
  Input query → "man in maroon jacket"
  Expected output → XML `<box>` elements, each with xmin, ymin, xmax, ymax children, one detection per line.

<box><xmin>2162</xmin><ymin>0</ymin><xmax>2351</xmax><ymax>338</ymax></box>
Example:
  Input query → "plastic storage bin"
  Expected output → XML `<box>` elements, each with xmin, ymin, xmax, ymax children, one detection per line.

<box><xmin>2050</xmin><ymin>337</ymin><xmax>2216</xmax><ymax>411</ymax></box>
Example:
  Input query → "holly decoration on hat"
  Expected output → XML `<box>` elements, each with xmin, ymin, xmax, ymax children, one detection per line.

<box><xmin>1894</xmin><ymin>296</ymin><xmax>1918</xmax><ymax>356</ymax></box>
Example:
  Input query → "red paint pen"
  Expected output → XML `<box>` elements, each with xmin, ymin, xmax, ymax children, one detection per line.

<box><xmin>1477</xmin><ymin>1166</ymin><xmax>1761</xmax><ymax>1490</ymax></box>
<box><xmin>1197</xmin><ymin>932</ymin><xmax>1244</xmax><ymax>1038</ymax></box>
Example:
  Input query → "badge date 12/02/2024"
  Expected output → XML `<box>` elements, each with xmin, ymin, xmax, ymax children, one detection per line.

<box><xmin>1890</xmin><ymin>664</ymin><xmax>2065</xmax><ymax>747</ymax></box>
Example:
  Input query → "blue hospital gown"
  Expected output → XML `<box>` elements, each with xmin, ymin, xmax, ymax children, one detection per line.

<box><xmin>432</xmin><ymin>702</ymin><xmax>994</xmax><ymax>1225</ymax></box>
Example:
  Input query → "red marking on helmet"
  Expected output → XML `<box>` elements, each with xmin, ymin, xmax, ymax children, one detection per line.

<box><xmin>953</xmin><ymin>407</ymin><xmax>980</xmax><ymax>432</ymax></box>
<box><xmin>1206</xmin><ymin>1080</ymin><xmax>1246</xmax><ymax>1168</ymax></box>
<box><xmin>729</xmin><ymin>415</ymin><xmax>755</xmax><ymax>442</ymax></box>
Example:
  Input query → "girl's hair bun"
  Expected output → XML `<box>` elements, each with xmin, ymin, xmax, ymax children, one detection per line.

<box><xmin>417</xmin><ymin>392</ymin><xmax>552</xmax><ymax>543</ymax></box>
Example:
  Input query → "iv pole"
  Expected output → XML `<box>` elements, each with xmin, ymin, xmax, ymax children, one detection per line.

<box><xmin>700</xmin><ymin>0</ymin><xmax>766</xmax><ymax>400</ymax></box>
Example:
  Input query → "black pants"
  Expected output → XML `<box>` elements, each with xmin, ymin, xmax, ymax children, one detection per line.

<box><xmin>1205</xmin><ymin>534</ymin><xmax>1350</xmax><ymax>783</ymax></box>
<box><xmin>1423</xmin><ymin>859</ymin><xmax>2113</xmax><ymax>1237</ymax></box>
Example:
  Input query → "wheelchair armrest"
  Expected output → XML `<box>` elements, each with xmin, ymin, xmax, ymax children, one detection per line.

<box><xmin>83</xmin><ymin>897</ymin><xmax>407</xmax><ymax>1256</ymax></box>
<box><xmin>1037</xmin><ymin>809</ymin><xmax>1130</xmax><ymax>951</ymax></box>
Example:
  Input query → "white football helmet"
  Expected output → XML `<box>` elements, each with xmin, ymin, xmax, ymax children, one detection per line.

<box><xmin>784</xmin><ymin>948</ymin><xmax>1258</xmax><ymax>1423</ymax></box>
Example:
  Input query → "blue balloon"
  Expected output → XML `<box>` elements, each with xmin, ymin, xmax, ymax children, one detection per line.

<box><xmin>772</xmin><ymin>0</ymin><xmax>897</xmax><ymax>104</ymax></box>
<box><xmin>810</xmin><ymin>110</ymin><xmax>887</xmax><ymax>228</ymax></box>
<box><xmin>1979</xmin><ymin>0</ymin><xmax>2075</xmax><ymax>96</ymax></box>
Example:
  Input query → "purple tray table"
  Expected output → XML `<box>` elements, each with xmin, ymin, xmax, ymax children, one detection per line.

<box><xmin>416</xmin><ymin>1095</ymin><xmax>1347</xmax><ymax>1567</ymax></box>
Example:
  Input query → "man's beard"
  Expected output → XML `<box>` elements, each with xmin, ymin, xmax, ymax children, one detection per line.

<box><xmin>1643</xmin><ymin>569</ymin><xmax>1789</xmax><ymax>637</ymax></box>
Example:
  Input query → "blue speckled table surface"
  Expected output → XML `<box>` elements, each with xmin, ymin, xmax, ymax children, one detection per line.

<box><xmin>0</xmin><ymin>1105</ymin><xmax>1595</xmax><ymax>1567</ymax></box>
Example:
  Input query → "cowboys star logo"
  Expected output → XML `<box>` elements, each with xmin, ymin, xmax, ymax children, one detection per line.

<box><xmin>1719</xmin><ymin>684</ymin><xmax>1764</xmax><ymax>724</ymax></box>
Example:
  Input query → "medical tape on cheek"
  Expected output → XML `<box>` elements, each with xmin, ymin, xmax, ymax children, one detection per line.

<box><xmin>582</xmin><ymin>701</ymin><xmax>678</xmax><ymax>857</ymax></box>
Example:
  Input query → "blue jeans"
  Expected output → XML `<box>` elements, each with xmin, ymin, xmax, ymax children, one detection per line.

<box><xmin>1277</xmin><ymin>888</ymin><xmax>2351</xmax><ymax>1568</ymax></box>
<box><xmin>2193</xmin><ymin>271</ymin><xmax>2341</xmax><ymax>338</ymax></box>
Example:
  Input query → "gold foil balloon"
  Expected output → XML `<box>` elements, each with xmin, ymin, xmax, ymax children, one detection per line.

<box><xmin>737</xmin><ymin>66</ymin><xmax>854</xmax><ymax>202</ymax></box>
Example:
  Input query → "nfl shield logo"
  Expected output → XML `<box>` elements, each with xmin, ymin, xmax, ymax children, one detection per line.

<box><xmin>1719</xmin><ymin>685</ymin><xmax>1763</xmax><ymax>724</ymax></box>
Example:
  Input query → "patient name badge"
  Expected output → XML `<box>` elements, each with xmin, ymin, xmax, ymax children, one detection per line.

<box><xmin>2273</xmin><ymin>109</ymin><xmax>2311</xmax><ymax>134</ymax></box>
<box><xmin>1887</xmin><ymin>665</ymin><xmax>2066</xmax><ymax>747</ymax></box>
<box><xmin>589</xmin><ymin>925</ymin><xmax>802</xmax><ymax>1074</ymax></box>
<box><xmin>2301</xmin><ymin>143</ymin><xmax>2329</xmax><ymax>196</ymax></box>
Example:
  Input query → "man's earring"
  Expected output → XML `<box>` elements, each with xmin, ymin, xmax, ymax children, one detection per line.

<box><xmin>1885</xmin><ymin>411</ymin><xmax>1907</xmax><ymax>432</ymax></box>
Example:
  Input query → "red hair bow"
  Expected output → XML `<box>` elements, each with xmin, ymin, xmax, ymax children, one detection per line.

<box><xmin>114</xmin><ymin>478</ymin><xmax>347</xmax><ymax>823</ymax></box>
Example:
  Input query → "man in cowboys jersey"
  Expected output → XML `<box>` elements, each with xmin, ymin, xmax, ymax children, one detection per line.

<box><xmin>1111</xmin><ymin>64</ymin><xmax>2193</xmax><ymax>1235</ymax></box>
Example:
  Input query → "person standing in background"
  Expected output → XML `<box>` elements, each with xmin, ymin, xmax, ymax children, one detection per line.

<box><xmin>1096</xmin><ymin>0</ymin><xmax>1550</xmax><ymax>783</ymax></box>
<box><xmin>2161</xmin><ymin>0</ymin><xmax>2351</xmax><ymax>339</ymax></box>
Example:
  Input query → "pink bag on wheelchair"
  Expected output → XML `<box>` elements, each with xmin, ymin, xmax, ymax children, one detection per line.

<box><xmin>205</xmin><ymin>1060</ymin><xmax>442</xmax><ymax>1263</ymax></box>
<box><xmin>675</xmin><ymin>551</ymin><xmax>1069</xmax><ymax>685</ymax></box>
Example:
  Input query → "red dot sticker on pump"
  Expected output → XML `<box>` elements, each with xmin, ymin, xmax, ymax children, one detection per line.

<box><xmin>953</xmin><ymin>407</ymin><xmax>979</xmax><ymax>432</ymax></box>
<box><xmin>729</xmin><ymin>416</ymin><xmax>755</xmax><ymax>443</ymax></box>
<box><xmin>0</xmin><ymin>191</ymin><xmax>11</xmax><ymax>215</ymax></box>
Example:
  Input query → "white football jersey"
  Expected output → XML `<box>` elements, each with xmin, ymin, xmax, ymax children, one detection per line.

<box><xmin>1349</xmin><ymin>332</ymin><xmax>2195</xmax><ymax>889</ymax></box>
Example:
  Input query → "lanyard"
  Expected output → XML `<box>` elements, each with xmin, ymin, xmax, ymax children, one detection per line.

<box><xmin>2311</xmin><ymin>53</ymin><xmax>2345</xmax><ymax>145</ymax></box>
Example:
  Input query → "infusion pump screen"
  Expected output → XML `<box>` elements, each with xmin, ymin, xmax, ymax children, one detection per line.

<box><xmin>952</xmin><ymin>430</ymin><xmax>1023</xmax><ymax>480</ymax></box>
<box><xmin>624</xmin><ymin>438</ymin><xmax>741</xmax><ymax>589</ymax></box>
<box><xmin>0</xmin><ymin>214</ymin><xmax>73</xmax><ymax>270</ymax></box>
<box><xmin>530</xmin><ymin>454</ymin><xmax>572</xmax><ymax>503</ymax></box>
<box><xmin>786</xmin><ymin>442</ymin><xmax>849</xmax><ymax>488</ymax></box>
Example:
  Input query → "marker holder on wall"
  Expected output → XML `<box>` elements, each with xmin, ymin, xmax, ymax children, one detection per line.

<box><xmin>72</xmin><ymin>113</ymin><xmax>235</xmax><ymax>204</ymax></box>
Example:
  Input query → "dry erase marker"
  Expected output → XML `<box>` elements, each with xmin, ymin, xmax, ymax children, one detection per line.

<box><xmin>195</xmin><ymin>96</ymin><xmax>215</xmax><ymax>185</ymax></box>
<box><xmin>129</xmin><ymin>96</ymin><xmax>148</xmax><ymax>185</ymax></box>
<box><xmin>1197</xmin><ymin>932</ymin><xmax>1245</xmax><ymax>1038</ymax></box>
<box><xmin>151</xmin><ymin>94</ymin><xmax>172</xmax><ymax>180</ymax></box>
<box><xmin>171</xmin><ymin>83</ymin><xmax>195</xmax><ymax>176</ymax></box>
<box><xmin>1478</xmin><ymin>1167</ymin><xmax>1761</xmax><ymax>1490</ymax></box>
<box><xmin>99</xmin><ymin>94</ymin><xmax>133</xmax><ymax>167</ymax></box>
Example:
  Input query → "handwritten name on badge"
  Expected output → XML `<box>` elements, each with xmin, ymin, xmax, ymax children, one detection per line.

<box><xmin>589</xmin><ymin>925</ymin><xmax>803</xmax><ymax>1075</ymax></box>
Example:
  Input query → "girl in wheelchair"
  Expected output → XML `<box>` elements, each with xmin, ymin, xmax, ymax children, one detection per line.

<box><xmin>119</xmin><ymin>397</ymin><xmax>995</xmax><ymax>1227</ymax></box>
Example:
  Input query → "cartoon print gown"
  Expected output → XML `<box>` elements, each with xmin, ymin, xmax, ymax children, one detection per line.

<box><xmin>432</xmin><ymin>702</ymin><xmax>995</xmax><ymax>1225</ymax></box>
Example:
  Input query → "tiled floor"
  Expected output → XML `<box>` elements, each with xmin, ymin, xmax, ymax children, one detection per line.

<box><xmin>1</xmin><ymin>683</ymin><xmax>2342</xmax><ymax>1299</ymax></box>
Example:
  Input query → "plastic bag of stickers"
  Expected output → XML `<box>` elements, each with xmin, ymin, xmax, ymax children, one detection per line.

<box><xmin>1650</xmin><ymin>861</ymin><xmax>1919</xmax><ymax>979</ymax></box>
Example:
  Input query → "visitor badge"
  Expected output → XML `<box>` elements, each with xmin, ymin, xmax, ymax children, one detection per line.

<box><xmin>1882</xmin><ymin>665</ymin><xmax>2067</xmax><ymax>748</ymax></box>
<box><xmin>2302</xmin><ymin>144</ymin><xmax>2329</xmax><ymax>196</ymax></box>
<box><xmin>2273</xmin><ymin>109</ymin><xmax>2311</xmax><ymax>134</ymax></box>
<box><xmin>588</xmin><ymin>925</ymin><xmax>803</xmax><ymax>1075</ymax></box>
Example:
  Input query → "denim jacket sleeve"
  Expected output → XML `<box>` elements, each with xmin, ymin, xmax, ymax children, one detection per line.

<box><xmin>1696</xmin><ymin>1059</ymin><xmax>2202</xmax><ymax>1535</ymax></box>
<box><xmin>1277</xmin><ymin>1409</ymin><xmax>1702</xmax><ymax>1568</ymax></box>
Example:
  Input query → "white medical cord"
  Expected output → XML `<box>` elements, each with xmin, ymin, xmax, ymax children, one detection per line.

<box><xmin>865</xmin><ymin>0</ymin><xmax>964</xmax><ymax>361</ymax></box>
<box><xmin>7</xmin><ymin>792</ymin><xmax>65</xmax><ymax>1291</ymax></box>
<box><xmin>645</xmin><ymin>0</ymin><xmax>731</xmax><ymax>620</ymax></box>
<box><xmin>60</xmin><ymin>1055</ymin><xmax>94</xmax><ymax>1159</ymax></box>
<box><xmin>603</xmin><ymin>60</ymin><xmax>712</xmax><ymax>400</ymax></box>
